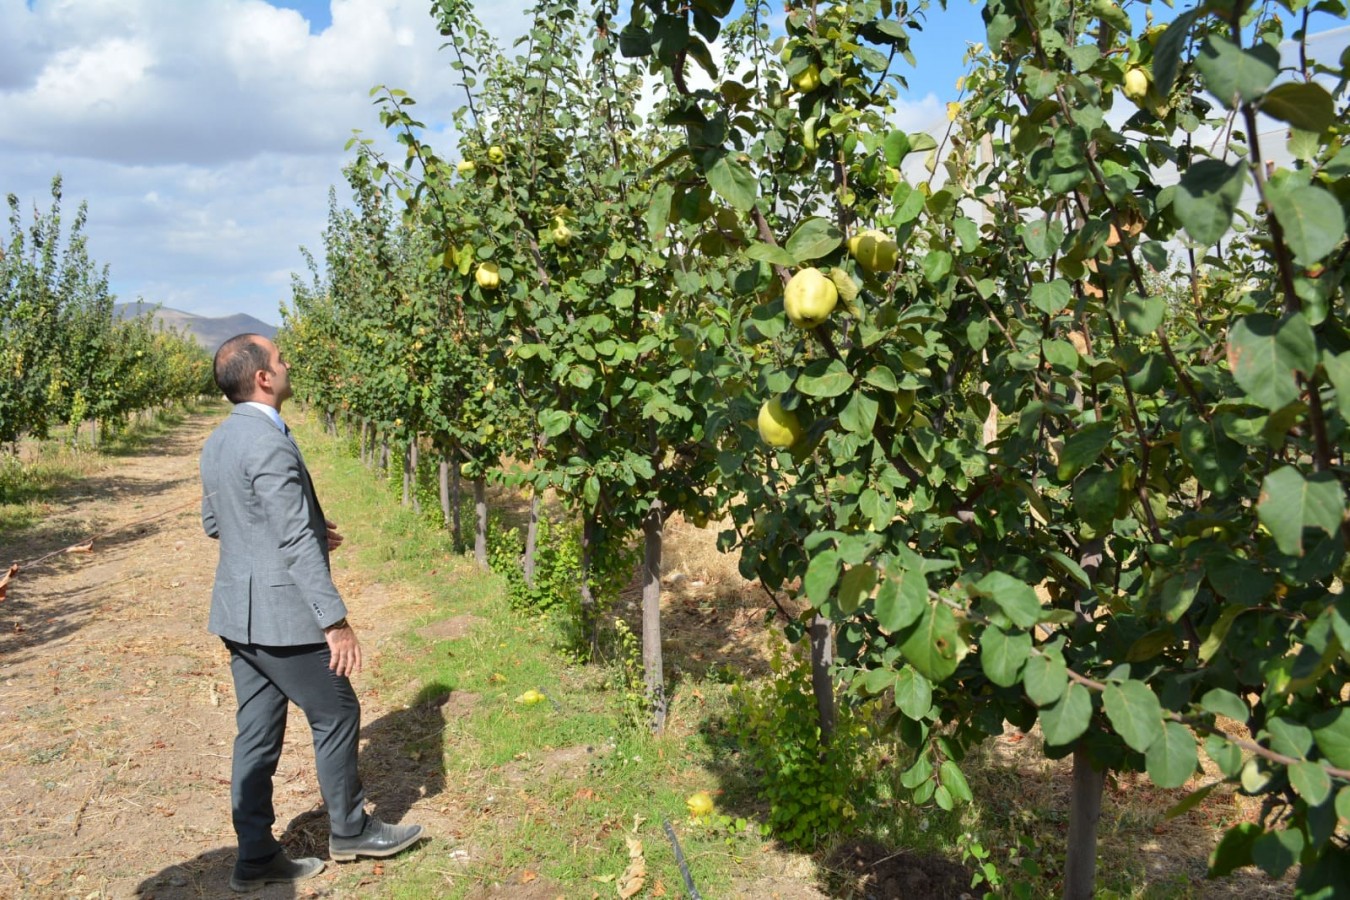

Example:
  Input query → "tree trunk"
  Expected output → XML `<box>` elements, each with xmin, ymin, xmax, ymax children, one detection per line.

<box><xmin>809</xmin><ymin>614</ymin><xmax>835</xmax><ymax>743</ymax></box>
<box><xmin>360</xmin><ymin>419</ymin><xmax>369</xmax><ymax>465</ymax></box>
<box><xmin>580</xmin><ymin>517</ymin><xmax>598</xmax><ymax>657</ymax></box>
<box><xmin>410</xmin><ymin>437</ymin><xmax>421</xmax><ymax>513</ymax></box>
<box><xmin>473</xmin><ymin>476</ymin><xmax>488</xmax><ymax>570</ymax></box>
<box><xmin>451</xmin><ymin>454</ymin><xmax>463</xmax><ymax>552</ymax></box>
<box><xmin>524</xmin><ymin>487</ymin><xmax>541</xmax><ymax>587</ymax></box>
<box><xmin>439</xmin><ymin>458</ymin><xmax>451</xmax><ymax>530</ymax></box>
<box><xmin>402</xmin><ymin>439</ymin><xmax>413</xmax><ymax>507</ymax></box>
<box><xmin>1063</xmin><ymin>744</ymin><xmax>1106</xmax><ymax>900</ymax></box>
<box><xmin>380</xmin><ymin>437</ymin><xmax>389</xmax><ymax>472</ymax></box>
<box><xmin>642</xmin><ymin>501</ymin><xmax>667</xmax><ymax>734</ymax></box>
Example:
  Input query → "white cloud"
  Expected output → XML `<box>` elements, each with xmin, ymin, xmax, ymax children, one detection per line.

<box><xmin>0</xmin><ymin>0</ymin><xmax>535</xmax><ymax>324</ymax></box>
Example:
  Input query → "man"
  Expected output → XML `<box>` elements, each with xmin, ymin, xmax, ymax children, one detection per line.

<box><xmin>201</xmin><ymin>334</ymin><xmax>423</xmax><ymax>893</ymax></box>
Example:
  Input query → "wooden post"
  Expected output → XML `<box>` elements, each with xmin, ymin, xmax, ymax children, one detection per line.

<box><xmin>642</xmin><ymin>501</ymin><xmax>667</xmax><ymax>734</ymax></box>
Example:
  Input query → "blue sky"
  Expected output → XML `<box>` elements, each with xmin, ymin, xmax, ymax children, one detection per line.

<box><xmin>0</xmin><ymin>1</ymin><xmax>1338</xmax><ymax>327</ymax></box>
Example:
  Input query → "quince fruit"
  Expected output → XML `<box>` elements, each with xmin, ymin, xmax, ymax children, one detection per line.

<box><xmin>758</xmin><ymin>397</ymin><xmax>803</xmax><ymax>449</ymax></box>
<box><xmin>456</xmin><ymin>160</ymin><xmax>476</xmax><ymax>175</ymax></box>
<box><xmin>848</xmin><ymin>229</ymin><xmax>899</xmax><ymax>274</ymax></box>
<box><xmin>1123</xmin><ymin>66</ymin><xmax>1150</xmax><ymax>103</ymax></box>
<box><xmin>686</xmin><ymin>791</ymin><xmax>715</xmax><ymax>818</ymax></box>
<box><xmin>487</xmin><ymin>145</ymin><xmax>506</xmax><ymax>164</ymax></box>
<box><xmin>551</xmin><ymin>218</ymin><xmax>574</xmax><ymax>247</ymax></box>
<box><xmin>475</xmin><ymin>261</ymin><xmax>501</xmax><ymax>290</ymax></box>
<box><xmin>784</xmin><ymin>267</ymin><xmax>838</xmax><ymax>328</ymax></box>
<box><xmin>791</xmin><ymin>63</ymin><xmax>821</xmax><ymax>93</ymax></box>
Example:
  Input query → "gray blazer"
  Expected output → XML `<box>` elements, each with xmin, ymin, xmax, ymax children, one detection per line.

<box><xmin>200</xmin><ymin>404</ymin><xmax>348</xmax><ymax>645</ymax></box>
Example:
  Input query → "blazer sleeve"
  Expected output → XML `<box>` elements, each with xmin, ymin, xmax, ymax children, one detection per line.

<box><xmin>202</xmin><ymin>489</ymin><xmax>219</xmax><ymax>540</ymax></box>
<box><xmin>249</xmin><ymin>439</ymin><xmax>348</xmax><ymax>627</ymax></box>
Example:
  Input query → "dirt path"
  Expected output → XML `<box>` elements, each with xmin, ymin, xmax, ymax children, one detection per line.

<box><xmin>0</xmin><ymin>411</ymin><xmax>447</xmax><ymax>899</ymax></box>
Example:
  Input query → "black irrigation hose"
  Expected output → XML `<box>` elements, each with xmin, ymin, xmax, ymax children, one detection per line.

<box><xmin>661</xmin><ymin>819</ymin><xmax>703</xmax><ymax>900</ymax></box>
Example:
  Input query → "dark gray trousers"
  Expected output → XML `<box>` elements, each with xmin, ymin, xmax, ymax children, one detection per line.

<box><xmin>225</xmin><ymin>640</ymin><xmax>366</xmax><ymax>861</ymax></box>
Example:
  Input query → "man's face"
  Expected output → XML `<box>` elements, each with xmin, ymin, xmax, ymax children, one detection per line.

<box><xmin>259</xmin><ymin>338</ymin><xmax>293</xmax><ymax>404</ymax></box>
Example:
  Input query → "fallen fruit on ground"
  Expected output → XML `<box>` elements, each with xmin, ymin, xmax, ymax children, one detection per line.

<box><xmin>686</xmin><ymin>791</ymin><xmax>714</xmax><ymax>817</ymax></box>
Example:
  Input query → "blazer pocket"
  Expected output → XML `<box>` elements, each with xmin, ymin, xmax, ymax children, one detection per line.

<box><xmin>267</xmin><ymin>570</ymin><xmax>297</xmax><ymax>587</ymax></box>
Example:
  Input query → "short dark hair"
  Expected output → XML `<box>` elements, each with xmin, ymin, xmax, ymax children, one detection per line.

<box><xmin>214</xmin><ymin>334</ymin><xmax>272</xmax><ymax>403</ymax></box>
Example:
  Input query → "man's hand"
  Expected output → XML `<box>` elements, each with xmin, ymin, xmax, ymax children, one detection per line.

<box><xmin>325</xmin><ymin>622</ymin><xmax>362</xmax><ymax>678</ymax></box>
<box><xmin>325</xmin><ymin>519</ymin><xmax>345</xmax><ymax>552</ymax></box>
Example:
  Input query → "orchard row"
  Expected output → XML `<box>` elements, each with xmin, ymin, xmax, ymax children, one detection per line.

<box><xmin>281</xmin><ymin>0</ymin><xmax>1350</xmax><ymax>893</ymax></box>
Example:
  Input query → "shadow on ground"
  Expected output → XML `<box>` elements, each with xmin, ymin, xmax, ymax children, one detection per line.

<box><xmin>133</xmin><ymin>682</ymin><xmax>451</xmax><ymax>898</ymax></box>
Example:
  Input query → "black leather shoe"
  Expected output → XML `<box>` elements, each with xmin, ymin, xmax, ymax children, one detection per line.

<box><xmin>229</xmin><ymin>852</ymin><xmax>324</xmax><ymax>892</ymax></box>
<box><xmin>329</xmin><ymin>817</ymin><xmax>425</xmax><ymax>861</ymax></box>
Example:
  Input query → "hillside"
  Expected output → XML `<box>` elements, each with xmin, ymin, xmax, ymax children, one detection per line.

<box><xmin>115</xmin><ymin>302</ymin><xmax>277</xmax><ymax>353</ymax></box>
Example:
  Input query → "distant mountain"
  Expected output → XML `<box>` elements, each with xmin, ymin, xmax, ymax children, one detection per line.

<box><xmin>115</xmin><ymin>302</ymin><xmax>278</xmax><ymax>353</ymax></box>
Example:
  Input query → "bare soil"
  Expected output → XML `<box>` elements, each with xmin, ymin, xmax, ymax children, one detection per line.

<box><xmin>0</xmin><ymin>413</ymin><xmax>475</xmax><ymax>899</ymax></box>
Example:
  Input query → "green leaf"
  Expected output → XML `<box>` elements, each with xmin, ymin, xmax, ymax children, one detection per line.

<box><xmin>891</xmin><ymin>182</ymin><xmax>926</xmax><ymax>225</ymax></box>
<box><xmin>1175</xmin><ymin>159</ymin><xmax>1245</xmax><ymax>245</ymax></box>
<box><xmin>1021</xmin><ymin>218</ymin><xmax>1063</xmax><ymax>259</ymax></box>
<box><xmin>1160</xmin><ymin>566</ymin><xmax>1204</xmax><ymax>623</ymax></box>
<box><xmin>1337</xmin><ymin>786</ymin><xmax>1350</xmax><ymax>827</ymax></box>
<box><xmin>1312</xmin><ymin>708</ymin><xmax>1350</xmax><ymax>769</ymax></box>
<box><xmin>952</xmin><ymin>216</ymin><xmax>979</xmax><ymax>251</ymax></box>
<box><xmin>1252</xmin><ymin>828</ymin><xmax>1305</xmax><ymax>879</ymax></box>
<box><xmin>1103</xmin><ymin>680</ymin><xmax>1164</xmax><ymax>753</ymax></box>
<box><xmin>876</xmin><ymin>566</ymin><xmax>929</xmax><ymax>633</ymax></box>
<box><xmin>1040</xmin><ymin>682</ymin><xmax>1093</xmax><ymax>746</ymax></box>
<box><xmin>746</xmin><ymin>242</ymin><xmax>796</xmax><ymax>267</ymax></box>
<box><xmin>1199</xmin><ymin>605</ymin><xmax>1246</xmax><ymax>663</ymax></box>
<box><xmin>922</xmin><ymin>250</ymin><xmax>953</xmax><ymax>284</ymax></box>
<box><xmin>1228</xmin><ymin>313</ymin><xmax>1317</xmax><ymax>411</ymax></box>
<box><xmin>840</xmin><ymin>390</ymin><xmax>879</xmax><ymax>436</ymax></box>
<box><xmin>1029</xmin><ymin>279</ymin><xmax>1071</xmax><ymax>315</ymax></box>
<box><xmin>939</xmin><ymin>759</ymin><xmax>974</xmax><ymax>804</ymax></box>
<box><xmin>1200</xmin><ymin>688</ymin><xmax>1249</xmax><ymax>724</ymax></box>
<box><xmin>838</xmin><ymin>563</ymin><xmax>877</xmax><ymax>614</ymax></box>
<box><xmin>1205</xmin><ymin>732</ymin><xmax>1244</xmax><ymax>776</ymax></box>
<box><xmin>973</xmin><ymin>571</ymin><xmax>1043</xmax><ymax>629</ymax></box>
<box><xmin>1195</xmin><ymin>35</ymin><xmax>1279</xmax><ymax>108</ymax></box>
<box><xmin>883</xmin><ymin>130</ymin><xmax>912</xmax><ymax>166</ymax></box>
<box><xmin>1265</xmin><ymin>179</ymin><xmax>1347</xmax><ymax>266</ymax></box>
<box><xmin>1023</xmin><ymin>649</ymin><xmax>1068</xmax><ymax>707</ymax></box>
<box><xmin>797</xmin><ymin>359</ymin><xmax>855</xmax><ymax>398</ymax></box>
<box><xmin>539</xmin><ymin>408</ymin><xmax>571</xmax><ymax>437</ymax></box>
<box><xmin>1267</xmin><ymin>716</ymin><xmax>1314</xmax><ymax>758</ymax></box>
<box><xmin>706</xmin><ymin>153</ymin><xmax>758</xmax><ymax>211</ymax></box>
<box><xmin>1165</xmin><ymin>783</ymin><xmax>1220</xmax><ymax>820</ymax></box>
<box><xmin>1289</xmin><ymin>761</ymin><xmax>1333</xmax><ymax>806</ymax></box>
<box><xmin>1259</xmin><ymin>82</ymin><xmax>1337</xmax><ymax>133</ymax></box>
<box><xmin>981</xmin><ymin>627</ymin><xmax>1032</xmax><ymax>687</ymax></box>
<box><xmin>1258</xmin><ymin>466</ymin><xmax>1346</xmax><ymax>556</ymax></box>
<box><xmin>1073</xmin><ymin>467</ymin><xmax>1124</xmax><ymax>531</ymax></box>
<box><xmin>1121</xmin><ymin>294</ymin><xmax>1165</xmax><ymax>336</ymax></box>
<box><xmin>1322</xmin><ymin>351</ymin><xmax>1350</xmax><ymax>422</ymax></box>
<box><xmin>1055</xmin><ymin>421</ymin><xmax>1114</xmax><ymax>480</ymax></box>
<box><xmin>1146</xmin><ymin>721</ymin><xmax>1199</xmax><ymax>789</ymax></box>
<box><xmin>864</xmin><ymin>366</ymin><xmax>898</xmax><ymax>391</ymax></box>
<box><xmin>785</xmin><ymin>217</ymin><xmax>844</xmax><ymax>264</ymax></box>
<box><xmin>803</xmin><ymin>548</ymin><xmax>840</xmax><ymax>607</ymax></box>
<box><xmin>1210</xmin><ymin>822</ymin><xmax>1261</xmax><ymax>877</ymax></box>
<box><xmin>1153</xmin><ymin>9</ymin><xmax>1200</xmax><ymax>94</ymax></box>
<box><xmin>1181</xmin><ymin>414</ymin><xmax>1244</xmax><ymax>496</ymax></box>
<box><xmin>894</xmin><ymin>667</ymin><xmax>933</xmax><ymax>719</ymax></box>
<box><xmin>899</xmin><ymin>602</ymin><xmax>967</xmax><ymax>682</ymax></box>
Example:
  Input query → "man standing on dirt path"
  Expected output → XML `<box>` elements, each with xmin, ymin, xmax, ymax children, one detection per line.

<box><xmin>200</xmin><ymin>333</ymin><xmax>424</xmax><ymax>893</ymax></box>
